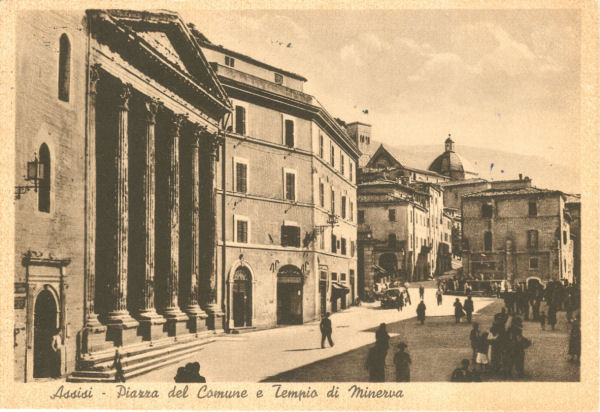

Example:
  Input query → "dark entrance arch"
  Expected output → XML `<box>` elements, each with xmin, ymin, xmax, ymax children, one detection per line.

<box><xmin>379</xmin><ymin>253</ymin><xmax>398</xmax><ymax>278</ymax></box>
<box><xmin>277</xmin><ymin>265</ymin><xmax>303</xmax><ymax>325</ymax></box>
<box><xmin>33</xmin><ymin>289</ymin><xmax>59</xmax><ymax>378</ymax></box>
<box><xmin>232</xmin><ymin>266</ymin><xmax>252</xmax><ymax>327</ymax></box>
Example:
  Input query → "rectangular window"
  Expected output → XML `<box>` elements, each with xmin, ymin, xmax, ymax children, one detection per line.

<box><xmin>340</xmin><ymin>273</ymin><xmax>347</xmax><ymax>282</ymax></box>
<box><xmin>341</xmin><ymin>196</ymin><xmax>347</xmax><ymax>219</ymax></box>
<box><xmin>358</xmin><ymin>210</ymin><xmax>365</xmax><ymax>224</ymax></box>
<box><xmin>563</xmin><ymin>230</ymin><xmax>567</xmax><ymax>244</ymax></box>
<box><xmin>274</xmin><ymin>73</ymin><xmax>283</xmax><ymax>84</ymax></box>
<box><xmin>349</xmin><ymin>162</ymin><xmax>353</xmax><ymax>182</ymax></box>
<box><xmin>341</xmin><ymin>238</ymin><xmax>347</xmax><ymax>255</ymax></box>
<box><xmin>389</xmin><ymin>209</ymin><xmax>396</xmax><ymax>222</ymax></box>
<box><xmin>331</xmin><ymin>234</ymin><xmax>337</xmax><ymax>253</ymax></box>
<box><xmin>234</xmin><ymin>161</ymin><xmax>248</xmax><ymax>193</ymax></box>
<box><xmin>284</xmin><ymin>119</ymin><xmax>294</xmax><ymax>147</ymax></box>
<box><xmin>527</xmin><ymin>230</ymin><xmax>539</xmax><ymax>249</ymax></box>
<box><xmin>281</xmin><ymin>225</ymin><xmax>301</xmax><ymax>247</ymax></box>
<box><xmin>330</xmin><ymin>144</ymin><xmax>335</xmax><ymax>167</ymax></box>
<box><xmin>236</xmin><ymin>219</ymin><xmax>248</xmax><ymax>243</ymax></box>
<box><xmin>284</xmin><ymin>171</ymin><xmax>296</xmax><ymax>201</ymax></box>
<box><xmin>235</xmin><ymin>105</ymin><xmax>246</xmax><ymax>135</ymax></box>
<box><xmin>341</xmin><ymin>154</ymin><xmax>345</xmax><ymax>176</ymax></box>
<box><xmin>528</xmin><ymin>201</ymin><xmax>537</xmax><ymax>217</ymax></box>
<box><xmin>350</xmin><ymin>201</ymin><xmax>354</xmax><ymax>222</ymax></box>
<box><xmin>351</xmin><ymin>240</ymin><xmax>355</xmax><ymax>257</ymax></box>
<box><xmin>484</xmin><ymin>231</ymin><xmax>492</xmax><ymax>251</ymax></box>
<box><xmin>319</xmin><ymin>135</ymin><xmax>324</xmax><ymax>158</ymax></box>
<box><xmin>331</xmin><ymin>189</ymin><xmax>335</xmax><ymax>214</ymax></box>
<box><xmin>331</xmin><ymin>272</ymin><xmax>338</xmax><ymax>281</ymax></box>
<box><xmin>320</xmin><ymin>231</ymin><xmax>325</xmax><ymax>250</ymax></box>
<box><xmin>529</xmin><ymin>257</ymin><xmax>539</xmax><ymax>269</ymax></box>
<box><xmin>319</xmin><ymin>181</ymin><xmax>325</xmax><ymax>207</ymax></box>
<box><xmin>482</xmin><ymin>204</ymin><xmax>493</xmax><ymax>218</ymax></box>
<box><xmin>225</xmin><ymin>56</ymin><xmax>235</xmax><ymax>67</ymax></box>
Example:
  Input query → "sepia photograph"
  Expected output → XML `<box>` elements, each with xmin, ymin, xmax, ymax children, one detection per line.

<box><xmin>4</xmin><ymin>1</ymin><xmax>598</xmax><ymax>409</ymax></box>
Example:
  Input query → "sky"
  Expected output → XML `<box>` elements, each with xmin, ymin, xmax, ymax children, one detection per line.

<box><xmin>178</xmin><ymin>8</ymin><xmax>580</xmax><ymax>180</ymax></box>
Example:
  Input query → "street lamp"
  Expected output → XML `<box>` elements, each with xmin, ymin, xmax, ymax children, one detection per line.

<box><xmin>15</xmin><ymin>152</ymin><xmax>45</xmax><ymax>199</ymax></box>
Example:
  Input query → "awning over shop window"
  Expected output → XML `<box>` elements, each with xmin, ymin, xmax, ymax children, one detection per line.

<box><xmin>331</xmin><ymin>282</ymin><xmax>350</xmax><ymax>294</ymax></box>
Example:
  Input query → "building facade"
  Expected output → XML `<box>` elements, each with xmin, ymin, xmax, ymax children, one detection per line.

<box><xmin>196</xmin><ymin>35</ymin><xmax>360</xmax><ymax>329</ymax></box>
<box><xmin>15</xmin><ymin>9</ymin><xmax>236</xmax><ymax>382</ymax></box>
<box><xmin>461</xmin><ymin>187</ymin><xmax>574</xmax><ymax>286</ymax></box>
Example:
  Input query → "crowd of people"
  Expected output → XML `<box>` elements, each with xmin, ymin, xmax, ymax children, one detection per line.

<box><xmin>174</xmin><ymin>362</ymin><xmax>206</xmax><ymax>382</ymax></box>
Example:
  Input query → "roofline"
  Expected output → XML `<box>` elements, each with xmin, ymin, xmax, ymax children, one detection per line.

<box><xmin>198</xmin><ymin>40</ymin><xmax>308</xmax><ymax>82</ymax></box>
<box><xmin>463</xmin><ymin>189</ymin><xmax>565</xmax><ymax>200</ymax></box>
<box><xmin>347</xmin><ymin>121</ymin><xmax>372</xmax><ymax>127</ymax></box>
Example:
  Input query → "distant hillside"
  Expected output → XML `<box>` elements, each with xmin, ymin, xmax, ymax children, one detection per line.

<box><xmin>365</xmin><ymin>141</ymin><xmax>580</xmax><ymax>194</ymax></box>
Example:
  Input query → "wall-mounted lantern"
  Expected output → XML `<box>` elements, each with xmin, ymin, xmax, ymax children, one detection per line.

<box><xmin>15</xmin><ymin>153</ymin><xmax>45</xmax><ymax>199</ymax></box>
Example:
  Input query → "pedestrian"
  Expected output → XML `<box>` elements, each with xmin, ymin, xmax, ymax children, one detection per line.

<box><xmin>469</xmin><ymin>322</ymin><xmax>480</xmax><ymax>362</ymax></box>
<box><xmin>464</xmin><ymin>296</ymin><xmax>474</xmax><ymax>323</ymax></box>
<box><xmin>453</xmin><ymin>298</ymin><xmax>464</xmax><ymax>323</ymax></box>
<box><xmin>450</xmin><ymin>359</ymin><xmax>473</xmax><ymax>382</ymax></box>
<box><xmin>174</xmin><ymin>367</ymin><xmax>186</xmax><ymax>383</ymax></box>
<box><xmin>419</xmin><ymin>284</ymin><xmax>425</xmax><ymax>300</ymax></box>
<box><xmin>487</xmin><ymin>328</ymin><xmax>500</xmax><ymax>372</ymax></box>
<box><xmin>113</xmin><ymin>348</ymin><xmax>126</xmax><ymax>382</ymax></box>
<box><xmin>189</xmin><ymin>362</ymin><xmax>206</xmax><ymax>382</ymax></box>
<box><xmin>540</xmin><ymin>311</ymin><xmax>546</xmax><ymax>330</ymax></box>
<box><xmin>397</xmin><ymin>292</ymin><xmax>404</xmax><ymax>312</ymax></box>
<box><xmin>393</xmin><ymin>342</ymin><xmax>411</xmax><ymax>382</ymax></box>
<box><xmin>375</xmin><ymin>323</ymin><xmax>390</xmax><ymax>354</ymax></box>
<box><xmin>320</xmin><ymin>312</ymin><xmax>334</xmax><ymax>348</ymax></box>
<box><xmin>405</xmin><ymin>288</ymin><xmax>412</xmax><ymax>305</ymax></box>
<box><xmin>436</xmin><ymin>288</ymin><xmax>443</xmax><ymax>306</ymax></box>
<box><xmin>548</xmin><ymin>306</ymin><xmax>557</xmax><ymax>331</ymax></box>
<box><xmin>416</xmin><ymin>300</ymin><xmax>426</xmax><ymax>325</ymax></box>
<box><xmin>512</xmin><ymin>332</ymin><xmax>532</xmax><ymax>378</ymax></box>
<box><xmin>568</xmin><ymin>318</ymin><xmax>581</xmax><ymax>363</ymax></box>
<box><xmin>366</xmin><ymin>344</ymin><xmax>386</xmax><ymax>382</ymax></box>
<box><xmin>476</xmin><ymin>332</ymin><xmax>490</xmax><ymax>371</ymax></box>
<box><xmin>50</xmin><ymin>328</ymin><xmax>63</xmax><ymax>378</ymax></box>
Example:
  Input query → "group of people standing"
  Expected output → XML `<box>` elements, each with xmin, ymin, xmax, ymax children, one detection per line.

<box><xmin>453</xmin><ymin>296</ymin><xmax>475</xmax><ymax>323</ymax></box>
<box><xmin>365</xmin><ymin>323</ymin><xmax>411</xmax><ymax>382</ymax></box>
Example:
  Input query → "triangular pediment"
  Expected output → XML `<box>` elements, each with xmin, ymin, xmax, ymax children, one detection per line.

<box><xmin>137</xmin><ymin>31</ymin><xmax>193</xmax><ymax>77</ymax></box>
<box><xmin>366</xmin><ymin>145</ymin><xmax>404</xmax><ymax>169</ymax></box>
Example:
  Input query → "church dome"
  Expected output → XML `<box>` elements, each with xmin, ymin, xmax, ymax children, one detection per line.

<box><xmin>428</xmin><ymin>135</ymin><xmax>478</xmax><ymax>181</ymax></box>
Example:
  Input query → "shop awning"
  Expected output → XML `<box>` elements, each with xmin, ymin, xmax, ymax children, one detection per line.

<box><xmin>373</xmin><ymin>265</ymin><xmax>387</xmax><ymax>273</ymax></box>
<box><xmin>331</xmin><ymin>282</ymin><xmax>350</xmax><ymax>294</ymax></box>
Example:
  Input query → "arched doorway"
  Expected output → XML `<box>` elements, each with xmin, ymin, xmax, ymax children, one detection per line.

<box><xmin>232</xmin><ymin>266</ymin><xmax>252</xmax><ymax>327</ymax></box>
<box><xmin>277</xmin><ymin>265</ymin><xmax>303</xmax><ymax>325</ymax></box>
<box><xmin>379</xmin><ymin>253</ymin><xmax>398</xmax><ymax>281</ymax></box>
<box><xmin>33</xmin><ymin>289</ymin><xmax>59</xmax><ymax>378</ymax></box>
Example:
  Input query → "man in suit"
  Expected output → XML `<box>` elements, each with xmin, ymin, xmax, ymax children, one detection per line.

<box><xmin>320</xmin><ymin>312</ymin><xmax>334</xmax><ymax>348</ymax></box>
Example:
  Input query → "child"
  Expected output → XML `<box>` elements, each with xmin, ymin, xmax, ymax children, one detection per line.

<box><xmin>540</xmin><ymin>311</ymin><xmax>546</xmax><ymax>330</ymax></box>
<box><xmin>476</xmin><ymin>331</ymin><xmax>490</xmax><ymax>371</ymax></box>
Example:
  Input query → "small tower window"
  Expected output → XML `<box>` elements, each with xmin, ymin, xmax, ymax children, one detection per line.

<box><xmin>38</xmin><ymin>143</ymin><xmax>51</xmax><ymax>213</ymax></box>
<box><xmin>58</xmin><ymin>34</ymin><xmax>71</xmax><ymax>102</ymax></box>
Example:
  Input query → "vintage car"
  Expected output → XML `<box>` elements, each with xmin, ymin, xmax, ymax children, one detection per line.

<box><xmin>380</xmin><ymin>288</ymin><xmax>403</xmax><ymax>308</ymax></box>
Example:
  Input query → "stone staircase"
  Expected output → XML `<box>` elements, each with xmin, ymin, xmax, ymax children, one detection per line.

<box><xmin>68</xmin><ymin>332</ymin><xmax>221</xmax><ymax>382</ymax></box>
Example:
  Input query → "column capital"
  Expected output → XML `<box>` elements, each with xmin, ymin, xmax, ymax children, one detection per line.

<box><xmin>118</xmin><ymin>83</ymin><xmax>133</xmax><ymax>111</ymax></box>
<box><xmin>170</xmin><ymin>113</ymin><xmax>187</xmax><ymax>137</ymax></box>
<box><xmin>191</xmin><ymin>124</ymin><xmax>208</xmax><ymax>147</ymax></box>
<box><xmin>89</xmin><ymin>63</ymin><xmax>102</xmax><ymax>96</ymax></box>
<box><xmin>208</xmin><ymin>132</ymin><xmax>224</xmax><ymax>157</ymax></box>
<box><xmin>144</xmin><ymin>97</ymin><xmax>161</xmax><ymax>125</ymax></box>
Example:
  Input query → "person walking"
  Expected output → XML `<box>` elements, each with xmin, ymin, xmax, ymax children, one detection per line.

<box><xmin>416</xmin><ymin>300</ymin><xmax>426</xmax><ymax>325</ymax></box>
<box><xmin>454</xmin><ymin>298</ymin><xmax>464</xmax><ymax>324</ymax></box>
<box><xmin>366</xmin><ymin>344</ymin><xmax>386</xmax><ymax>382</ymax></box>
<box><xmin>436</xmin><ymin>288</ymin><xmax>443</xmax><ymax>306</ymax></box>
<box><xmin>469</xmin><ymin>323</ymin><xmax>480</xmax><ymax>362</ymax></box>
<box><xmin>568</xmin><ymin>318</ymin><xmax>581</xmax><ymax>363</ymax></box>
<box><xmin>375</xmin><ymin>323</ymin><xmax>390</xmax><ymax>353</ymax></box>
<box><xmin>464</xmin><ymin>296</ymin><xmax>474</xmax><ymax>323</ymax></box>
<box><xmin>512</xmin><ymin>332</ymin><xmax>532</xmax><ymax>378</ymax></box>
<box><xmin>320</xmin><ymin>312</ymin><xmax>334</xmax><ymax>348</ymax></box>
<box><xmin>540</xmin><ymin>311</ymin><xmax>546</xmax><ymax>330</ymax></box>
<box><xmin>397</xmin><ymin>292</ymin><xmax>404</xmax><ymax>312</ymax></box>
<box><xmin>476</xmin><ymin>332</ymin><xmax>490</xmax><ymax>372</ymax></box>
<box><xmin>393</xmin><ymin>343</ymin><xmax>411</xmax><ymax>382</ymax></box>
<box><xmin>419</xmin><ymin>284</ymin><xmax>425</xmax><ymax>300</ymax></box>
<box><xmin>548</xmin><ymin>306</ymin><xmax>557</xmax><ymax>331</ymax></box>
<box><xmin>113</xmin><ymin>348</ymin><xmax>126</xmax><ymax>382</ymax></box>
<box><xmin>405</xmin><ymin>288</ymin><xmax>412</xmax><ymax>305</ymax></box>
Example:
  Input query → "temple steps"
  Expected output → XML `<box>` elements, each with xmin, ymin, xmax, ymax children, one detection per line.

<box><xmin>68</xmin><ymin>332</ymin><xmax>221</xmax><ymax>382</ymax></box>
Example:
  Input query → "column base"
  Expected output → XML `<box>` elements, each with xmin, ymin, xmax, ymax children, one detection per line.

<box><xmin>205</xmin><ymin>304</ymin><xmax>225</xmax><ymax>331</ymax></box>
<box><xmin>163</xmin><ymin>307</ymin><xmax>189</xmax><ymax>337</ymax></box>
<box><xmin>82</xmin><ymin>314</ymin><xmax>107</xmax><ymax>353</ymax></box>
<box><xmin>106</xmin><ymin>311</ymin><xmax>139</xmax><ymax>347</ymax></box>
<box><xmin>137</xmin><ymin>309</ymin><xmax>167</xmax><ymax>341</ymax></box>
<box><xmin>185</xmin><ymin>304</ymin><xmax>208</xmax><ymax>334</ymax></box>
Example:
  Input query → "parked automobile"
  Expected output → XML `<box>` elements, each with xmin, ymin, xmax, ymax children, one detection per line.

<box><xmin>381</xmin><ymin>288</ymin><xmax>403</xmax><ymax>308</ymax></box>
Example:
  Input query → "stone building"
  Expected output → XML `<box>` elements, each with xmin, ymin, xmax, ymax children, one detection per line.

<box><xmin>195</xmin><ymin>33</ymin><xmax>360</xmax><ymax>327</ymax></box>
<box><xmin>565</xmin><ymin>194</ymin><xmax>581</xmax><ymax>285</ymax></box>
<box><xmin>14</xmin><ymin>9</ymin><xmax>236</xmax><ymax>382</ymax></box>
<box><xmin>461</xmin><ymin>186</ymin><xmax>574</xmax><ymax>287</ymax></box>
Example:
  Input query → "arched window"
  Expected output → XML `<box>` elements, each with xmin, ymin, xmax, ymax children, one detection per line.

<box><xmin>38</xmin><ymin>143</ymin><xmax>51</xmax><ymax>213</ymax></box>
<box><xmin>58</xmin><ymin>34</ymin><xmax>71</xmax><ymax>102</ymax></box>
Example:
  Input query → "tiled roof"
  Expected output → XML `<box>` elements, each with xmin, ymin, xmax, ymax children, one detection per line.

<box><xmin>441</xmin><ymin>178</ymin><xmax>488</xmax><ymax>187</ymax></box>
<box><xmin>463</xmin><ymin>186</ymin><xmax>563</xmax><ymax>199</ymax></box>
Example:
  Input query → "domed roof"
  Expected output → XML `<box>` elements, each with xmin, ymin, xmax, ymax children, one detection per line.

<box><xmin>428</xmin><ymin>137</ymin><xmax>478</xmax><ymax>180</ymax></box>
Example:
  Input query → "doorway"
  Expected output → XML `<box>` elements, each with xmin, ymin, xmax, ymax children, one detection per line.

<box><xmin>277</xmin><ymin>265</ymin><xmax>303</xmax><ymax>325</ymax></box>
<box><xmin>319</xmin><ymin>280</ymin><xmax>327</xmax><ymax>316</ymax></box>
<box><xmin>232</xmin><ymin>267</ymin><xmax>252</xmax><ymax>327</ymax></box>
<box><xmin>33</xmin><ymin>290</ymin><xmax>59</xmax><ymax>378</ymax></box>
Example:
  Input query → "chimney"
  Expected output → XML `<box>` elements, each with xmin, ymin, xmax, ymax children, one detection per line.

<box><xmin>518</xmin><ymin>173</ymin><xmax>523</xmax><ymax>180</ymax></box>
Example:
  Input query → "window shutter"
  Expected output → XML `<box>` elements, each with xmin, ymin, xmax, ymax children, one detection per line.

<box><xmin>285</xmin><ymin>119</ymin><xmax>294</xmax><ymax>147</ymax></box>
<box><xmin>235</xmin><ymin>106</ymin><xmax>246</xmax><ymax>135</ymax></box>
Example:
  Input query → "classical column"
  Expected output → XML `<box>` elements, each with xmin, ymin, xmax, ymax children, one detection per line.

<box><xmin>106</xmin><ymin>83</ymin><xmax>139</xmax><ymax>346</ymax></box>
<box><xmin>205</xmin><ymin>132</ymin><xmax>225</xmax><ymax>330</ymax></box>
<box><xmin>82</xmin><ymin>63</ymin><xmax>106</xmax><ymax>352</ymax></box>
<box><xmin>138</xmin><ymin>97</ymin><xmax>166</xmax><ymax>341</ymax></box>
<box><xmin>163</xmin><ymin>113</ymin><xmax>189</xmax><ymax>336</ymax></box>
<box><xmin>185</xmin><ymin>125</ymin><xmax>209</xmax><ymax>333</ymax></box>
